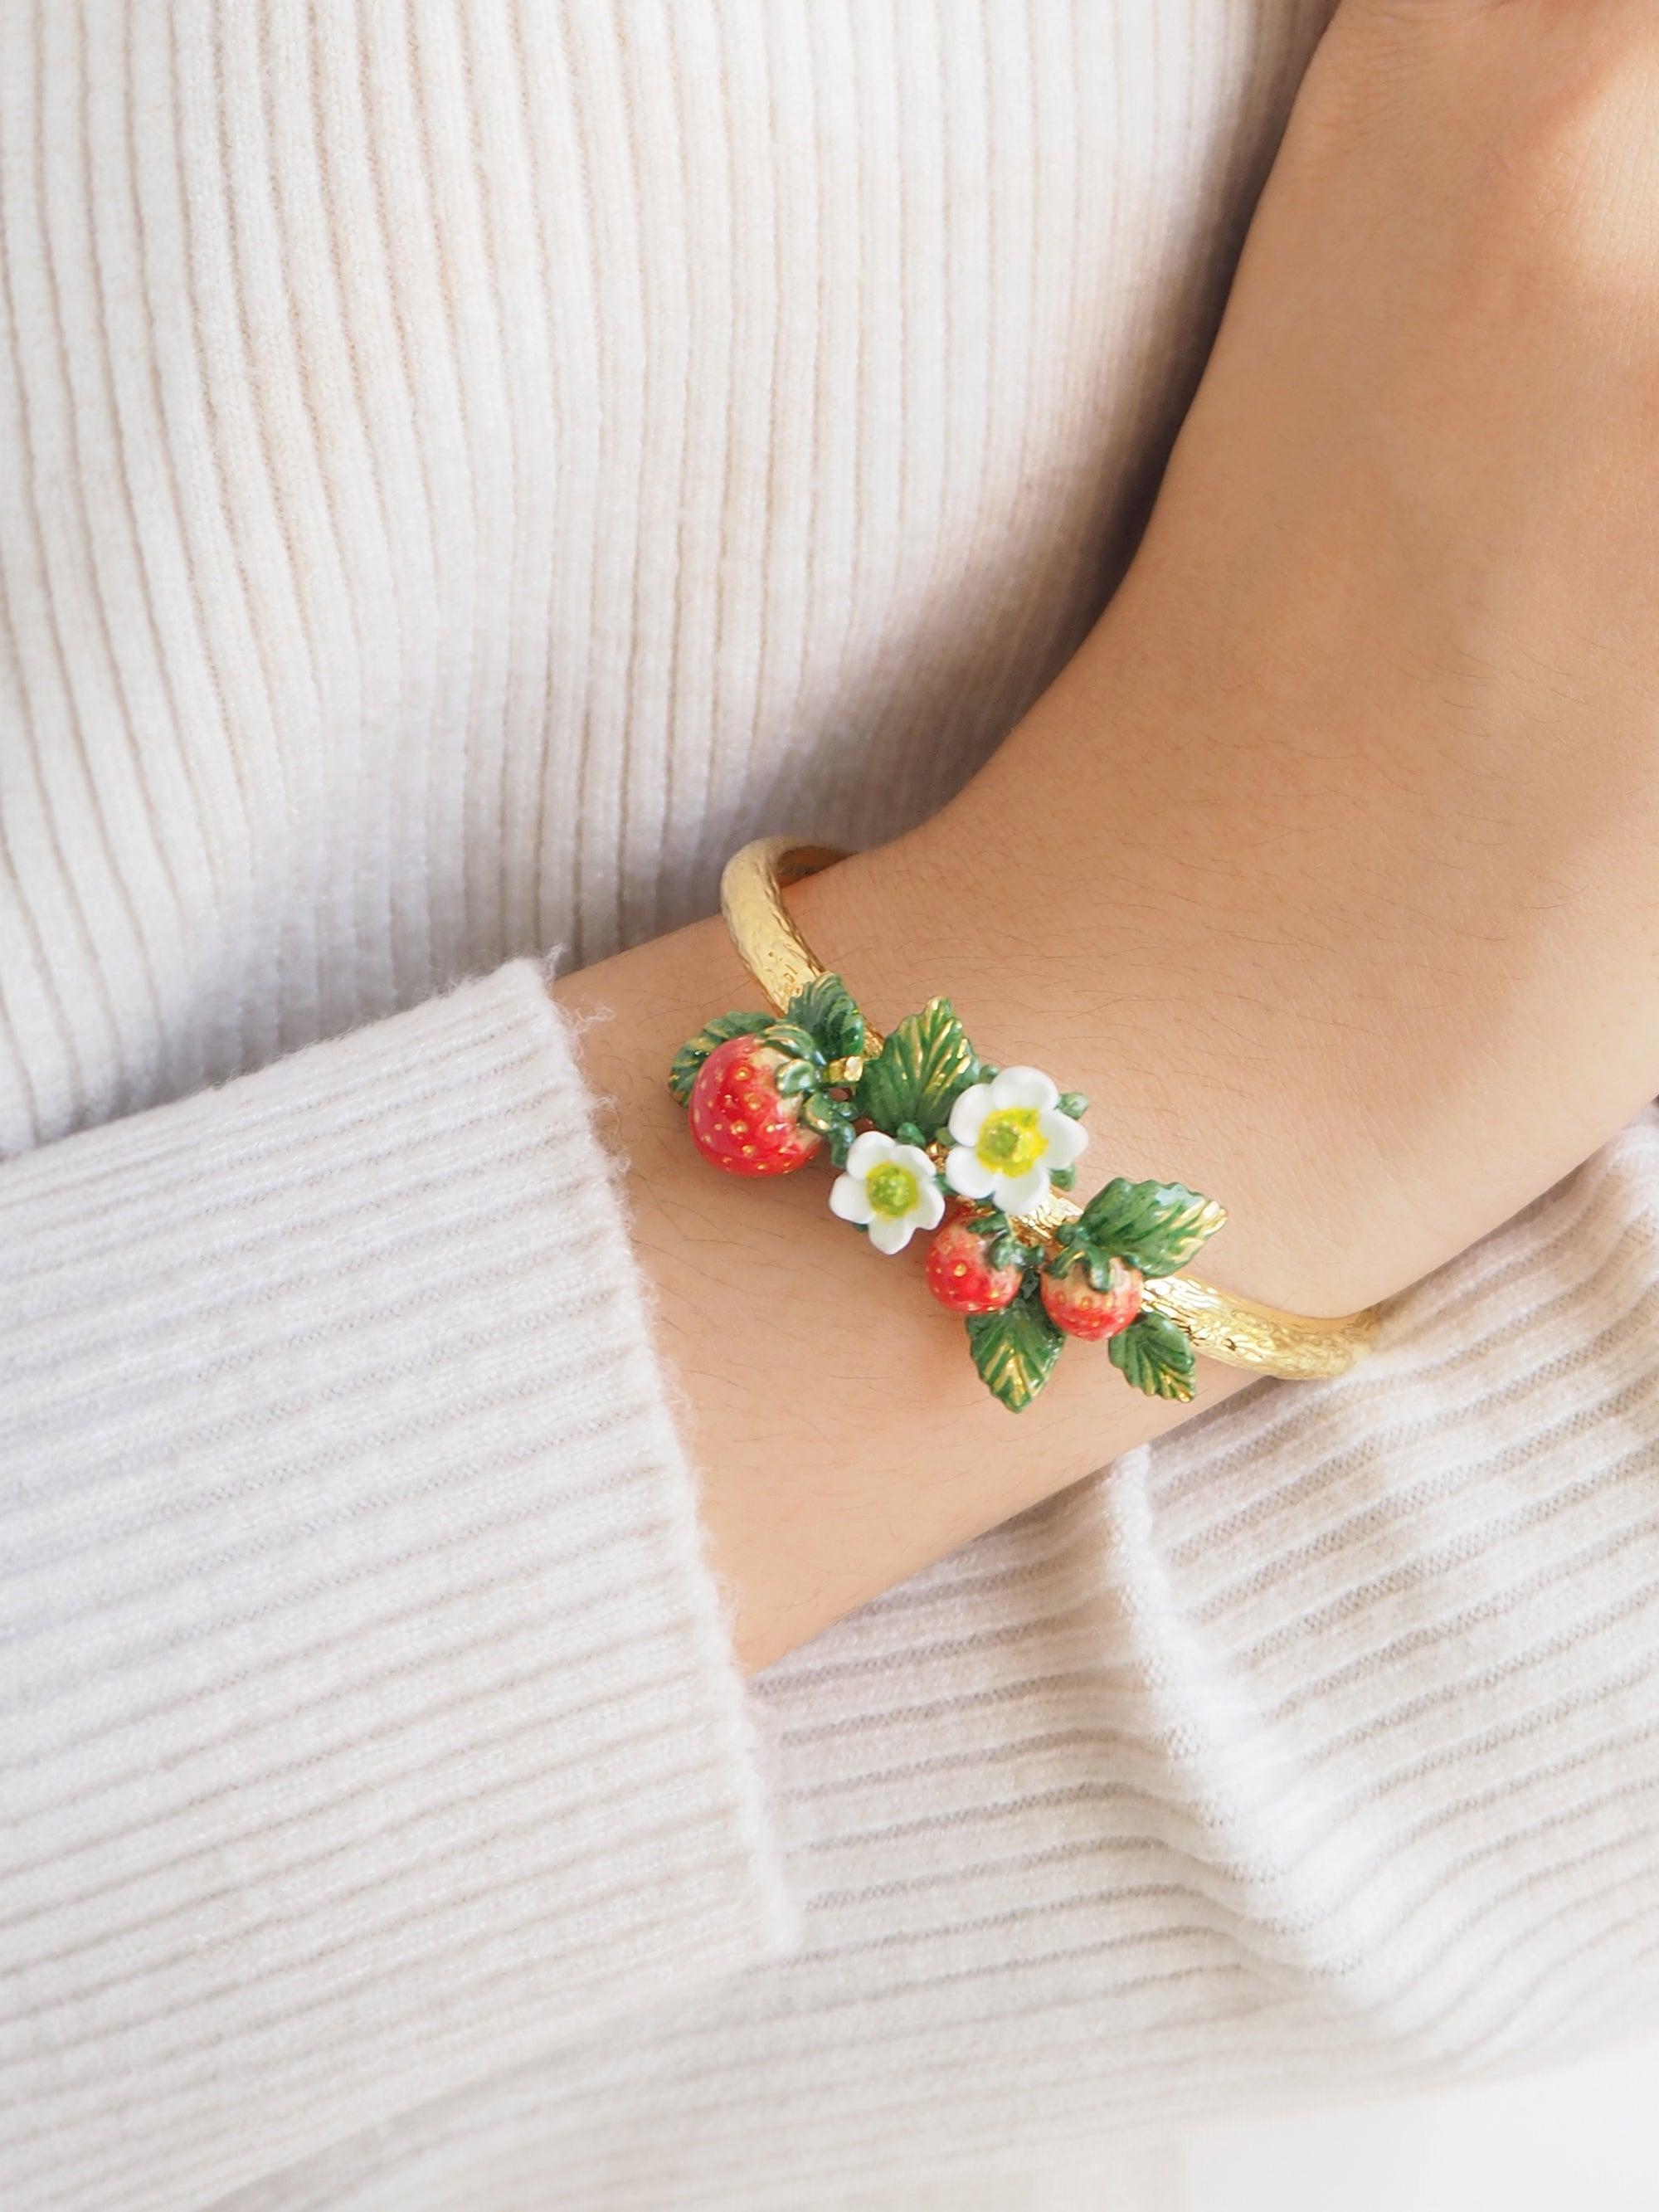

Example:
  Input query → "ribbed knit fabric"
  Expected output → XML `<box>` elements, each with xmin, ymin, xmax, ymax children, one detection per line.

<box><xmin>0</xmin><ymin>963</ymin><xmax>794</xmax><ymax>2210</ymax></box>
<box><xmin>8</xmin><ymin>3</ymin><xmax>1659</xmax><ymax>2211</ymax></box>
<box><xmin>0</xmin><ymin>0</ymin><xmax>1331</xmax><ymax>1147</ymax></box>
<box><xmin>213</xmin><ymin>1118</ymin><xmax>1659</xmax><ymax>2212</ymax></box>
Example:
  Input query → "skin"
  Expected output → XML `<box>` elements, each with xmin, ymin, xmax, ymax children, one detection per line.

<box><xmin>558</xmin><ymin>0</ymin><xmax>1659</xmax><ymax>1674</ymax></box>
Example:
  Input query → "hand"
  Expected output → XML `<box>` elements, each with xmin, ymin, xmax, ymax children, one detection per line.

<box><xmin>564</xmin><ymin>0</ymin><xmax>1659</xmax><ymax>1669</ymax></box>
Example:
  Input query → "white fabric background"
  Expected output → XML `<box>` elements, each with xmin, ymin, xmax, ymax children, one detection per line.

<box><xmin>1183</xmin><ymin>2035</ymin><xmax>1659</xmax><ymax>2211</ymax></box>
<box><xmin>9</xmin><ymin>4</ymin><xmax>1659</xmax><ymax>2207</ymax></box>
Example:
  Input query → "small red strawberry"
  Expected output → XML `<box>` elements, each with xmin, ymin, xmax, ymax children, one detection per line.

<box><xmin>1040</xmin><ymin>1254</ymin><xmax>1144</xmax><ymax>1340</ymax></box>
<box><xmin>688</xmin><ymin>1033</ymin><xmax>823</xmax><ymax>1177</ymax></box>
<box><xmin>926</xmin><ymin>1204</ymin><xmax>1024</xmax><ymax>1314</ymax></box>
<box><xmin>1044</xmin><ymin>1256</ymin><xmax>1150</xmax><ymax>1336</ymax></box>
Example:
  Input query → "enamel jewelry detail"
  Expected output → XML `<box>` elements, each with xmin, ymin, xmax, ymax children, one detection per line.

<box><xmin>668</xmin><ymin>837</ymin><xmax>1384</xmax><ymax>1414</ymax></box>
<box><xmin>669</xmin><ymin>966</ymin><xmax>1220</xmax><ymax>1410</ymax></box>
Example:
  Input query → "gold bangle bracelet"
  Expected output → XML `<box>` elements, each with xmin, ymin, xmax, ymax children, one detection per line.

<box><xmin>721</xmin><ymin>836</ymin><xmax>1380</xmax><ymax>1384</ymax></box>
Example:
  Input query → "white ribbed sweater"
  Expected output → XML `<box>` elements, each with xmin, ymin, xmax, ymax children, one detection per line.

<box><xmin>7</xmin><ymin>5</ymin><xmax>1659</xmax><ymax>2210</ymax></box>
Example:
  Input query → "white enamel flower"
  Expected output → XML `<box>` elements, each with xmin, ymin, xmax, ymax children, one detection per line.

<box><xmin>829</xmin><ymin>1130</ymin><xmax>946</xmax><ymax>1254</ymax></box>
<box><xmin>943</xmin><ymin>1065</ymin><xmax>1087</xmax><ymax>1214</ymax></box>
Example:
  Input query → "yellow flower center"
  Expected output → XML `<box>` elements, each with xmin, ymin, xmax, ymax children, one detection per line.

<box><xmin>975</xmin><ymin>1107</ymin><xmax>1047</xmax><ymax>1178</ymax></box>
<box><xmin>865</xmin><ymin>1162</ymin><xmax>920</xmax><ymax>1218</ymax></box>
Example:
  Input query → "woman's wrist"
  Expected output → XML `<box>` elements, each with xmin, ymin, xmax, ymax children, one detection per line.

<box><xmin>548</xmin><ymin>531</ymin><xmax>1616</xmax><ymax>1678</ymax></box>
<box><xmin>557</xmin><ymin>0</ymin><xmax>1659</xmax><ymax>1674</ymax></box>
<box><xmin>553</xmin><ymin>744</ymin><xmax>1365</xmax><ymax>1675</ymax></box>
<box><xmin>783</xmin><ymin>697</ymin><xmax>1396</xmax><ymax>1326</ymax></box>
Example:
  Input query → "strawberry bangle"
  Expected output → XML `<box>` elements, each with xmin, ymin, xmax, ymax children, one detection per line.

<box><xmin>667</xmin><ymin>837</ymin><xmax>1381</xmax><ymax>1413</ymax></box>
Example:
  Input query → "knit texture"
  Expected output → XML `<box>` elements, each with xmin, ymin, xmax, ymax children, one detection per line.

<box><xmin>8</xmin><ymin>3</ymin><xmax>1659</xmax><ymax>2210</ymax></box>
<box><xmin>221</xmin><ymin>1118</ymin><xmax>1659</xmax><ymax>2212</ymax></box>
<box><xmin>0</xmin><ymin>0</ymin><xmax>1330</xmax><ymax>1145</ymax></box>
<box><xmin>0</xmin><ymin>965</ymin><xmax>794</xmax><ymax>2209</ymax></box>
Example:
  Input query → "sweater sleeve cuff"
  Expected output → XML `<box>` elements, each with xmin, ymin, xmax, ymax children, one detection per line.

<box><xmin>0</xmin><ymin>962</ymin><xmax>797</xmax><ymax>2212</ymax></box>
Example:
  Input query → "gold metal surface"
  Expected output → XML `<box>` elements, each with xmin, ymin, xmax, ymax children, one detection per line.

<box><xmin>720</xmin><ymin>836</ymin><xmax>887</xmax><ymax>1056</ymax></box>
<box><xmin>718</xmin><ymin>836</ymin><xmax>1380</xmax><ymax>1381</ymax></box>
<box><xmin>1139</xmin><ymin>1271</ymin><xmax>1379</xmax><ymax>1379</ymax></box>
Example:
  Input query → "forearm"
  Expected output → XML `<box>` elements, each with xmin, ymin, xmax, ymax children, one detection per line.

<box><xmin>559</xmin><ymin>599</ymin><xmax>1659</xmax><ymax>1678</ymax></box>
<box><xmin>555</xmin><ymin>708</ymin><xmax>1337</xmax><ymax>1678</ymax></box>
<box><xmin>562</xmin><ymin>0</ymin><xmax>1659</xmax><ymax>1677</ymax></box>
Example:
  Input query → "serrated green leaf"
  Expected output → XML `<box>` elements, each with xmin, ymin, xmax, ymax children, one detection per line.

<box><xmin>784</xmin><ymin>972</ymin><xmax>866</xmax><ymax>1062</ymax></box>
<box><xmin>965</xmin><ymin>1286</ymin><xmax>1064</xmax><ymax>1412</ymax></box>
<box><xmin>855</xmin><ymin>996</ymin><xmax>980</xmax><ymax>1136</ymax></box>
<box><xmin>667</xmin><ymin>1011</ymin><xmax>771</xmax><ymax>1104</ymax></box>
<box><xmin>1077</xmin><ymin>1177</ymin><xmax>1226</xmax><ymax>1278</ymax></box>
<box><xmin>1107</xmin><ymin>1309</ymin><xmax>1196</xmax><ymax>1401</ymax></box>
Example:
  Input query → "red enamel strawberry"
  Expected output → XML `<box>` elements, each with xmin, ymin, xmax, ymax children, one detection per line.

<box><xmin>1041</xmin><ymin>1253</ymin><xmax>1144</xmax><ymax>1340</ymax></box>
<box><xmin>688</xmin><ymin>1033</ymin><xmax>823</xmax><ymax>1177</ymax></box>
<box><xmin>926</xmin><ymin>1204</ymin><xmax>1024</xmax><ymax>1314</ymax></box>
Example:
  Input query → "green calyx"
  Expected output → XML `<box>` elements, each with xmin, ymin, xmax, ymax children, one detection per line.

<box><xmin>961</xmin><ymin>1207</ymin><xmax>1045</xmax><ymax>1275</ymax></box>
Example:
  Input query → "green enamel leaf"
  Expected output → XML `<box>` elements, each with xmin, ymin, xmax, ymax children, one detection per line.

<box><xmin>966</xmin><ymin>1284</ymin><xmax>1064</xmax><ymax>1412</ymax></box>
<box><xmin>785</xmin><ymin>972</ymin><xmax>866</xmax><ymax>1063</ymax></box>
<box><xmin>856</xmin><ymin>996</ymin><xmax>980</xmax><ymax>1138</ymax></box>
<box><xmin>1077</xmin><ymin>1177</ymin><xmax>1226</xmax><ymax>1278</ymax></box>
<box><xmin>1107</xmin><ymin>1309</ymin><xmax>1197</xmax><ymax>1401</ymax></box>
<box><xmin>667</xmin><ymin>1011</ymin><xmax>772</xmax><ymax>1104</ymax></box>
<box><xmin>1058</xmin><ymin>1092</ymin><xmax>1088</xmax><ymax>1120</ymax></box>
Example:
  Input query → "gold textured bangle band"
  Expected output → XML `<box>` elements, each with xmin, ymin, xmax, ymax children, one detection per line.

<box><xmin>721</xmin><ymin>836</ymin><xmax>1379</xmax><ymax>1383</ymax></box>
